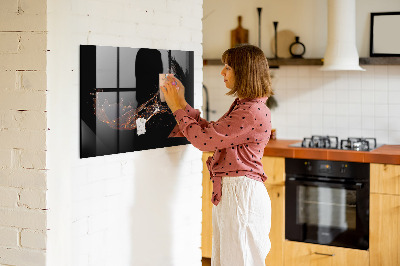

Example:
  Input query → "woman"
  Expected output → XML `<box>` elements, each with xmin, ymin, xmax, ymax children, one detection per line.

<box><xmin>162</xmin><ymin>44</ymin><xmax>273</xmax><ymax>266</ymax></box>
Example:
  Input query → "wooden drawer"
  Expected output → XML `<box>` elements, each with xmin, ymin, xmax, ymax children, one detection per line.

<box><xmin>262</xmin><ymin>156</ymin><xmax>285</xmax><ymax>186</ymax></box>
<box><xmin>284</xmin><ymin>241</ymin><xmax>369</xmax><ymax>266</ymax></box>
<box><xmin>370</xmin><ymin>163</ymin><xmax>400</xmax><ymax>195</ymax></box>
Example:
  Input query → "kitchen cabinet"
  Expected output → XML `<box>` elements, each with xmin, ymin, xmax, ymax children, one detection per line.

<box><xmin>261</xmin><ymin>156</ymin><xmax>285</xmax><ymax>266</ymax></box>
<box><xmin>284</xmin><ymin>241</ymin><xmax>369</xmax><ymax>266</ymax></box>
<box><xmin>201</xmin><ymin>153</ymin><xmax>286</xmax><ymax>266</ymax></box>
<box><xmin>202</xmin><ymin>152</ymin><xmax>213</xmax><ymax>258</ymax></box>
<box><xmin>370</xmin><ymin>163</ymin><xmax>400</xmax><ymax>266</ymax></box>
<box><xmin>370</xmin><ymin>163</ymin><xmax>400</xmax><ymax>195</ymax></box>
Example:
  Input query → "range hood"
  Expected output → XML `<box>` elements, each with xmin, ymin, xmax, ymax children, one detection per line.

<box><xmin>320</xmin><ymin>0</ymin><xmax>365</xmax><ymax>71</ymax></box>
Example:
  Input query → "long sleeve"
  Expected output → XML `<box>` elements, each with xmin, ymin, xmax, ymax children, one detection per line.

<box><xmin>169</xmin><ymin>104</ymin><xmax>211</xmax><ymax>137</ymax></box>
<box><xmin>172</xmin><ymin>105</ymin><xmax>257</xmax><ymax>152</ymax></box>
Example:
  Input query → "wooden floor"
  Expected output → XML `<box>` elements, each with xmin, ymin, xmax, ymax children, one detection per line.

<box><xmin>202</xmin><ymin>257</ymin><xmax>211</xmax><ymax>266</ymax></box>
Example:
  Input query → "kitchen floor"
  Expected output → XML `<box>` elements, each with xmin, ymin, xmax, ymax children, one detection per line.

<box><xmin>202</xmin><ymin>257</ymin><xmax>211</xmax><ymax>266</ymax></box>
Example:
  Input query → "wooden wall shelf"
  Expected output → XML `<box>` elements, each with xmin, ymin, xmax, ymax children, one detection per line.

<box><xmin>359</xmin><ymin>57</ymin><xmax>400</xmax><ymax>65</ymax></box>
<box><xmin>203</xmin><ymin>57</ymin><xmax>400</xmax><ymax>67</ymax></box>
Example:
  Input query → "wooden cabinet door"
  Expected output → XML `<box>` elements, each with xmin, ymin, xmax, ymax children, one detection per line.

<box><xmin>284</xmin><ymin>241</ymin><xmax>369</xmax><ymax>266</ymax></box>
<box><xmin>370</xmin><ymin>163</ymin><xmax>400</xmax><ymax>195</ymax></box>
<box><xmin>264</xmin><ymin>184</ymin><xmax>284</xmax><ymax>266</ymax></box>
<box><xmin>202</xmin><ymin>152</ymin><xmax>213</xmax><ymax>258</ymax></box>
<box><xmin>262</xmin><ymin>156</ymin><xmax>285</xmax><ymax>186</ymax></box>
<box><xmin>370</xmin><ymin>193</ymin><xmax>400</xmax><ymax>266</ymax></box>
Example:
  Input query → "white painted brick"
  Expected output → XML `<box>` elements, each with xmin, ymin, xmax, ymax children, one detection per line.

<box><xmin>0</xmin><ymin>32</ymin><xmax>47</xmax><ymax>71</ymax></box>
<box><xmin>0</xmin><ymin>91</ymin><xmax>46</xmax><ymax>111</ymax></box>
<box><xmin>0</xmin><ymin>0</ymin><xmax>18</xmax><ymax>13</ymax></box>
<box><xmin>0</xmin><ymin>71</ymin><xmax>16</xmax><ymax>90</ymax></box>
<box><xmin>0</xmin><ymin>227</ymin><xmax>19</xmax><ymax>247</ymax></box>
<box><xmin>0</xmin><ymin>169</ymin><xmax>47</xmax><ymax>189</ymax></box>
<box><xmin>0</xmin><ymin>32</ymin><xmax>20</xmax><ymax>54</ymax></box>
<box><xmin>0</xmin><ymin>247</ymin><xmax>45</xmax><ymax>266</ymax></box>
<box><xmin>87</xmin><ymin>212</ymin><xmax>109</xmax><ymax>233</ymax></box>
<box><xmin>20</xmin><ymin>229</ymin><xmax>46</xmax><ymax>249</ymax></box>
<box><xmin>181</xmin><ymin>16</ymin><xmax>202</xmax><ymax>30</ymax></box>
<box><xmin>20</xmin><ymin>149</ymin><xmax>46</xmax><ymax>170</ymax></box>
<box><xmin>18</xmin><ymin>0</ymin><xmax>47</xmax><ymax>15</ymax></box>
<box><xmin>0</xmin><ymin>129</ymin><xmax>46</xmax><ymax>150</ymax></box>
<box><xmin>16</xmin><ymin>70</ymin><xmax>47</xmax><ymax>91</ymax></box>
<box><xmin>0</xmin><ymin>187</ymin><xmax>19</xmax><ymax>208</ymax></box>
<box><xmin>0</xmin><ymin>208</ymin><xmax>46</xmax><ymax>230</ymax></box>
<box><xmin>0</xmin><ymin>12</ymin><xmax>46</xmax><ymax>32</ymax></box>
<box><xmin>19</xmin><ymin>189</ymin><xmax>46</xmax><ymax>209</ymax></box>
<box><xmin>0</xmin><ymin>150</ymin><xmax>11</xmax><ymax>169</ymax></box>
<box><xmin>1</xmin><ymin>110</ymin><xmax>47</xmax><ymax>130</ymax></box>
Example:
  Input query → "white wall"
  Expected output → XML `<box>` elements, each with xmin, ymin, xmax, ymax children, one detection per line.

<box><xmin>46</xmin><ymin>0</ymin><xmax>203</xmax><ymax>266</ymax></box>
<box><xmin>203</xmin><ymin>0</ymin><xmax>400</xmax><ymax>145</ymax></box>
<box><xmin>0</xmin><ymin>0</ymin><xmax>48</xmax><ymax>265</ymax></box>
<box><xmin>203</xmin><ymin>0</ymin><xmax>400</xmax><ymax>58</ymax></box>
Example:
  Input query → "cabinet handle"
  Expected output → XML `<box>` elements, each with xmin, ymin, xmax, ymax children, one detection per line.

<box><xmin>314</xmin><ymin>252</ymin><xmax>335</xmax><ymax>257</ymax></box>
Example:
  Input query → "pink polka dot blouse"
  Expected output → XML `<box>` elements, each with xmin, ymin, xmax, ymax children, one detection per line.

<box><xmin>169</xmin><ymin>97</ymin><xmax>272</xmax><ymax>206</ymax></box>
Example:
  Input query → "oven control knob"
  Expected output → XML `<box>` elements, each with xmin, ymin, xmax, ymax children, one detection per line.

<box><xmin>340</xmin><ymin>164</ymin><xmax>347</xmax><ymax>174</ymax></box>
<box><xmin>304</xmin><ymin>161</ymin><xmax>312</xmax><ymax>171</ymax></box>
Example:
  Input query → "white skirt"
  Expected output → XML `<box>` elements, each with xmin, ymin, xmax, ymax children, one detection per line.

<box><xmin>212</xmin><ymin>176</ymin><xmax>271</xmax><ymax>266</ymax></box>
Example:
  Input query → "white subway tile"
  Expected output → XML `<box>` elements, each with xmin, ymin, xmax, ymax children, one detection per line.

<box><xmin>374</xmin><ymin>130</ymin><xmax>389</xmax><ymax>144</ymax></box>
<box><xmin>361</xmin><ymin>90</ymin><xmax>375</xmax><ymax>104</ymax></box>
<box><xmin>323</xmin><ymin>103</ymin><xmax>336</xmax><ymax>116</ymax></box>
<box><xmin>375</xmin><ymin>104</ymin><xmax>389</xmax><ymax>117</ymax></box>
<box><xmin>286</xmin><ymin>77</ymin><xmax>299</xmax><ymax>89</ymax></box>
<box><xmin>348</xmin><ymin>128</ymin><xmax>362</xmax><ymax>137</ymax></box>
<box><xmin>348</xmin><ymin>90</ymin><xmax>362</xmax><ymax>104</ymax></box>
<box><xmin>285</xmin><ymin>66</ymin><xmax>298</xmax><ymax>77</ymax></box>
<box><xmin>348</xmin><ymin>116</ymin><xmax>362</xmax><ymax>129</ymax></box>
<box><xmin>335</xmin><ymin>72</ymin><xmax>349</xmax><ymax>90</ymax></box>
<box><xmin>336</xmin><ymin>116</ymin><xmax>348</xmax><ymax>129</ymax></box>
<box><xmin>388</xmin><ymin>75</ymin><xmax>400</xmax><ymax>91</ymax></box>
<box><xmin>374</xmin><ymin>117</ymin><xmax>389</xmax><ymax>131</ymax></box>
<box><xmin>388</xmin><ymin>131</ymin><xmax>400</xmax><ymax>144</ymax></box>
<box><xmin>361</xmin><ymin>104</ymin><xmax>374</xmax><ymax>117</ymax></box>
<box><xmin>298</xmin><ymin>77</ymin><xmax>311</xmax><ymax>89</ymax></box>
<box><xmin>388</xmin><ymin>65</ymin><xmax>400</xmax><ymax>76</ymax></box>
<box><xmin>336</xmin><ymin>90</ymin><xmax>349</xmax><ymax>103</ymax></box>
<box><xmin>374</xmin><ymin>65</ymin><xmax>388</xmax><ymax>77</ymax></box>
<box><xmin>389</xmin><ymin>104</ymin><xmax>400</xmax><ymax>117</ymax></box>
<box><xmin>388</xmin><ymin>117</ymin><xmax>400</xmax><ymax>131</ymax></box>
<box><xmin>374</xmin><ymin>90</ymin><xmax>388</xmax><ymax>104</ymax></box>
<box><xmin>374</xmin><ymin>77</ymin><xmax>388</xmax><ymax>92</ymax></box>
<box><xmin>348</xmin><ymin>71</ymin><xmax>362</xmax><ymax>90</ymax></box>
<box><xmin>336</xmin><ymin>103</ymin><xmax>349</xmax><ymax>116</ymax></box>
<box><xmin>362</xmin><ymin>116</ymin><xmax>375</xmax><ymax>130</ymax></box>
<box><xmin>298</xmin><ymin>67</ymin><xmax>311</xmax><ymax>78</ymax></box>
<box><xmin>388</xmin><ymin>91</ymin><xmax>400</xmax><ymax>104</ymax></box>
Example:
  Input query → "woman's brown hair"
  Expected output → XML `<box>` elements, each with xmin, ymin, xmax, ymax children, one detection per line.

<box><xmin>221</xmin><ymin>44</ymin><xmax>273</xmax><ymax>99</ymax></box>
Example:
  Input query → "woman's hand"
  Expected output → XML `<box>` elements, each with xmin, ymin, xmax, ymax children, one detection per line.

<box><xmin>161</xmin><ymin>75</ymin><xmax>187</xmax><ymax>113</ymax></box>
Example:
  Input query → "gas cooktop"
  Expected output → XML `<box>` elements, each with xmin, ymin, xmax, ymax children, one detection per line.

<box><xmin>289</xmin><ymin>135</ymin><xmax>383</xmax><ymax>151</ymax></box>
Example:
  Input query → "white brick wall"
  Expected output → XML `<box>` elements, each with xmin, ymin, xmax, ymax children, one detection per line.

<box><xmin>0</xmin><ymin>0</ymin><xmax>48</xmax><ymax>265</ymax></box>
<box><xmin>46</xmin><ymin>1</ymin><xmax>203</xmax><ymax>266</ymax></box>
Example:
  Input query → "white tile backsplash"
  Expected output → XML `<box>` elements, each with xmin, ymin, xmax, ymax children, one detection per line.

<box><xmin>204</xmin><ymin>65</ymin><xmax>400</xmax><ymax>144</ymax></box>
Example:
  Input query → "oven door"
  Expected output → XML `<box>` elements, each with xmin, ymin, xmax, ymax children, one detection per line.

<box><xmin>285</xmin><ymin>177</ymin><xmax>369</xmax><ymax>250</ymax></box>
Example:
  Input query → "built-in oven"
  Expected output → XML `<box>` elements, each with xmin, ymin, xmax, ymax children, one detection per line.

<box><xmin>285</xmin><ymin>158</ymin><xmax>369</xmax><ymax>250</ymax></box>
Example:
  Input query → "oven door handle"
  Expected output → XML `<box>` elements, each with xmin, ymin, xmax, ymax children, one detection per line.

<box><xmin>287</xmin><ymin>177</ymin><xmax>364</xmax><ymax>189</ymax></box>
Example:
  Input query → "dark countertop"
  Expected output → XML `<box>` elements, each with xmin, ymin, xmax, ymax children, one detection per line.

<box><xmin>263</xmin><ymin>139</ymin><xmax>400</xmax><ymax>165</ymax></box>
